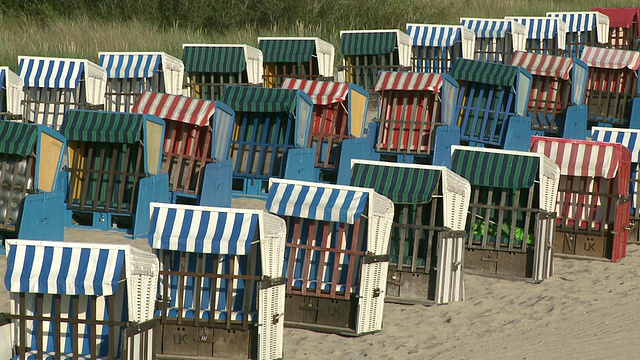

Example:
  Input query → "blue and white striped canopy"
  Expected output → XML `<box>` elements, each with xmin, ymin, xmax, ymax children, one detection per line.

<box><xmin>148</xmin><ymin>204</ymin><xmax>259</xmax><ymax>255</ymax></box>
<box><xmin>406</xmin><ymin>24</ymin><xmax>461</xmax><ymax>47</ymax></box>
<box><xmin>461</xmin><ymin>19</ymin><xmax>511</xmax><ymax>39</ymax></box>
<box><xmin>4</xmin><ymin>240</ymin><xmax>126</xmax><ymax>296</ymax></box>
<box><xmin>508</xmin><ymin>17</ymin><xmax>561</xmax><ymax>39</ymax></box>
<box><xmin>592</xmin><ymin>128</ymin><xmax>640</xmax><ymax>163</ymax></box>
<box><xmin>99</xmin><ymin>53</ymin><xmax>162</xmax><ymax>79</ymax></box>
<box><xmin>18</xmin><ymin>57</ymin><xmax>86</xmax><ymax>89</ymax></box>
<box><xmin>266</xmin><ymin>180</ymin><xmax>369</xmax><ymax>224</ymax></box>
<box><xmin>548</xmin><ymin>12</ymin><xmax>599</xmax><ymax>33</ymax></box>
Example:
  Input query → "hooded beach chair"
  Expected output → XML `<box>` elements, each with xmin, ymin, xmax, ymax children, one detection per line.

<box><xmin>450</xmin><ymin>145</ymin><xmax>559</xmax><ymax>281</ymax></box>
<box><xmin>339</xmin><ymin>29</ymin><xmax>412</xmax><ymax>93</ymax></box>
<box><xmin>449</xmin><ymin>59</ymin><xmax>533</xmax><ymax>151</ymax></box>
<box><xmin>505</xmin><ymin>17</ymin><xmax>567</xmax><ymax>56</ymax></box>
<box><xmin>0</xmin><ymin>122</ymin><xmax>66</xmax><ymax>252</ymax></box>
<box><xmin>98</xmin><ymin>51</ymin><xmax>184</xmax><ymax>112</ymax></box>
<box><xmin>0</xmin><ymin>239</ymin><xmax>159</xmax><ymax>359</ymax></box>
<box><xmin>350</xmin><ymin>160</ymin><xmax>469</xmax><ymax>305</ymax></box>
<box><xmin>18</xmin><ymin>56</ymin><xmax>106</xmax><ymax>130</ymax></box>
<box><xmin>60</xmin><ymin>109</ymin><xmax>169</xmax><ymax>237</ymax></box>
<box><xmin>258</xmin><ymin>37</ymin><xmax>335</xmax><ymax>88</ymax></box>
<box><xmin>182</xmin><ymin>44</ymin><xmax>263</xmax><ymax>101</ymax></box>
<box><xmin>280</xmin><ymin>78</ymin><xmax>369</xmax><ymax>183</ymax></box>
<box><xmin>530</xmin><ymin>136</ymin><xmax>631</xmax><ymax>262</ymax></box>
<box><xmin>266</xmin><ymin>178</ymin><xmax>393</xmax><ymax>336</ymax></box>
<box><xmin>0</xmin><ymin>67</ymin><xmax>24</xmax><ymax>121</ymax></box>
<box><xmin>580</xmin><ymin>46</ymin><xmax>640</xmax><ymax>128</ymax></box>
<box><xmin>509</xmin><ymin>51</ymin><xmax>589</xmax><ymax>139</ymax></box>
<box><xmin>369</xmin><ymin>71</ymin><xmax>460</xmax><ymax>167</ymax></box>
<box><xmin>131</xmin><ymin>91</ymin><xmax>233</xmax><ymax>206</ymax></box>
<box><xmin>546</xmin><ymin>12</ymin><xmax>610</xmax><ymax>58</ymax></box>
<box><xmin>460</xmin><ymin>18</ymin><xmax>527</xmax><ymax>64</ymax></box>
<box><xmin>149</xmin><ymin>202</ymin><xmax>286</xmax><ymax>360</ymax></box>
<box><xmin>592</xmin><ymin>8</ymin><xmax>640</xmax><ymax>50</ymax></box>
<box><xmin>220</xmin><ymin>86</ymin><xmax>315</xmax><ymax>197</ymax></box>
<box><xmin>405</xmin><ymin>24</ymin><xmax>475</xmax><ymax>73</ymax></box>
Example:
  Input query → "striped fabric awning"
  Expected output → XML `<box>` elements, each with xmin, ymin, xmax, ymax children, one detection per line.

<box><xmin>132</xmin><ymin>91</ymin><xmax>215</xmax><ymax>127</ymax></box>
<box><xmin>507</xmin><ymin>17</ymin><xmax>564</xmax><ymax>39</ymax></box>
<box><xmin>406</xmin><ymin>24</ymin><xmax>462</xmax><ymax>47</ymax></box>
<box><xmin>341</xmin><ymin>31</ymin><xmax>398</xmax><ymax>56</ymax></box>
<box><xmin>221</xmin><ymin>86</ymin><xmax>299</xmax><ymax>114</ymax></box>
<box><xmin>60</xmin><ymin>110</ymin><xmax>146</xmax><ymax>144</ymax></box>
<box><xmin>450</xmin><ymin>148</ymin><xmax>539</xmax><ymax>189</ymax></box>
<box><xmin>18</xmin><ymin>57</ymin><xmax>85</xmax><ymax>89</ymax></box>
<box><xmin>281</xmin><ymin>78</ymin><xmax>348</xmax><ymax>105</ymax></box>
<box><xmin>450</xmin><ymin>59</ymin><xmax>520</xmax><ymax>87</ymax></box>
<box><xmin>530</xmin><ymin>136</ymin><xmax>621</xmax><ymax>178</ymax></box>
<box><xmin>148</xmin><ymin>204</ymin><xmax>258</xmax><ymax>255</ymax></box>
<box><xmin>592</xmin><ymin>8</ymin><xmax>640</xmax><ymax>30</ymax></box>
<box><xmin>592</xmin><ymin>128</ymin><xmax>640</xmax><ymax>163</ymax></box>
<box><xmin>547</xmin><ymin>12</ymin><xmax>604</xmax><ymax>33</ymax></box>
<box><xmin>266</xmin><ymin>180</ymin><xmax>369</xmax><ymax>224</ymax></box>
<box><xmin>99</xmin><ymin>53</ymin><xmax>162</xmax><ymax>79</ymax></box>
<box><xmin>580</xmin><ymin>46</ymin><xmax>640</xmax><ymax>70</ymax></box>
<box><xmin>350</xmin><ymin>162</ymin><xmax>441</xmax><ymax>204</ymax></box>
<box><xmin>259</xmin><ymin>39</ymin><xmax>315</xmax><ymax>63</ymax></box>
<box><xmin>374</xmin><ymin>71</ymin><xmax>442</xmax><ymax>92</ymax></box>
<box><xmin>4</xmin><ymin>240</ymin><xmax>126</xmax><ymax>296</ymax></box>
<box><xmin>460</xmin><ymin>18</ymin><xmax>512</xmax><ymax>38</ymax></box>
<box><xmin>182</xmin><ymin>45</ymin><xmax>246</xmax><ymax>73</ymax></box>
<box><xmin>510</xmin><ymin>52</ymin><xmax>573</xmax><ymax>80</ymax></box>
<box><xmin>0</xmin><ymin>122</ymin><xmax>39</xmax><ymax>157</ymax></box>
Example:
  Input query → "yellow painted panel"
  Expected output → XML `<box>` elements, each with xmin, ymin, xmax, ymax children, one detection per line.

<box><xmin>68</xmin><ymin>141</ymin><xmax>85</xmax><ymax>199</ymax></box>
<box><xmin>344</xmin><ymin>58</ymin><xmax>354</xmax><ymax>83</ymax></box>
<box><xmin>350</xmin><ymin>91</ymin><xmax>367</xmax><ymax>138</ymax></box>
<box><xmin>264</xmin><ymin>64</ymin><xmax>276</xmax><ymax>88</ymax></box>
<box><xmin>146</xmin><ymin>120</ymin><xmax>164</xmax><ymax>175</ymax></box>
<box><xmin>37</xmin><ymin>132</ymin><xmax>63</xmax><ymax>192</ymax></box>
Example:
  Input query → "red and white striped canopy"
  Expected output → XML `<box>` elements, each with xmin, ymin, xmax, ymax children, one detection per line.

<box><xmin>580</xmin><ymin>46</ymin><xmax>640</xmax><ymax>71</ymax></box>
<box><xmin>510</xmin><ymin>51</ymin><xmax>574</xmax><ymax>80</ymax></box>
<box><xmin>132</xmin><ymin>91</ymin><xmax>216</xmax><ymax>127</ymax></box>
<box><xmin>280</xmin><ymin>78</ymin><xmax>348</xmax><ymax>105</ymax></box>
<box><xmin>530</xmin><ymin>136</ymin><xmax>621</xmax><ymax>179</ymax></box>
<box><xmin>374</xmin><ymin>71</ymin><xmax>443</xmax><ymax>93</ymax></box>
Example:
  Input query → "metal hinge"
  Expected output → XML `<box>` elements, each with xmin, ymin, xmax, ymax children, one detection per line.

<box><xmin>261</xmin><ymin>276</ymin><xmax>287</xmax><ymax>289</ymax></box>
<box><xmin>363</xmin><ymin>253</ymin><xmax>389</xmax><ymax>264</ymax></box>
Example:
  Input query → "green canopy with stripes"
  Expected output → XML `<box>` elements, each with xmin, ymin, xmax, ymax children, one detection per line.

<box><xmin>350</xmin><ymin>163</ymin><xmax>441</xmax><ymax>204</ymax></box>
<box><xmin>450</xmin><ymin>59</ymin><xmax>521</xmax><ymax>87</ymax></box>
<box><xmin>450</xmin><ymin>150</ymin><xmax>539</xmax><ymax>189</ymax></box>
<box><xmin>60</xmin><ymin>110</ymin><xmax>146</xmax><ymax>144</ymax></box>
<box><xmin>341</xmin><ymin>31</ymin><xmax>398</xmax><ymax>56</ymax></box>
<box><xmin>182</xmin><ymin>46</ymin><xmax>247</xmax><ymax>73</ymax></box>
<box><xmin>259</xmin><ymin>39</ymin><xmax>316</xmax><ymax>63</ymax></box>
<box><xmin>221</xmin><ymin>86</ymin><xmax>299</xmax><ymax>114</ymax></box>
<box><xmin>0</xmin><ymin>121</ymin><xmax>39</xmax><ymax>157</ymax></box>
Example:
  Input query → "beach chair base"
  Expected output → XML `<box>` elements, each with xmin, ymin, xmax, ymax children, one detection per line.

<box><xmin>464</xmin><ymin>248</ymin><xmax>535</xmax><ymax>280</ymax></box>
<box><xmin>385</xmin><ymin>269</ymin><xmax>436</xmax><ymax>306</ymax></box>
<box><xmin>553</xmin><ymin>231</ymin><xmax>611</xmax><ymax>260</ymax></box>
<box><xmin>156</xmin><ymin>323</ymin><xmax>258</xmax><ymax>359</ymax></box>
<box><xmin>232</xmin><ymin>177</ymin><xmax>270</xmax><ymax>199</ymax></box>
<box><xmin>284</xmin><ymin>293</ymin><xmax>363</xmax><ymax>336</ymax></box>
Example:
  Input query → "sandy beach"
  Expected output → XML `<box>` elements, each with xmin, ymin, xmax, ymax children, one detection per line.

<box><xmin>1</xmin><ymin>197</ymin><xmax>639</xmax><ymax>359</ymax></box>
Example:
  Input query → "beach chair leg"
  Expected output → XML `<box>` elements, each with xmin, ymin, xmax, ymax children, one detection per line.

<box><xmin>563</xmin><ymin>104</ymin><xmax>588</xmax><ymax>140</ymax></box>
<box><xmin>432</xmin><ymin>125</ymin><xmax>461</xmax><ymax>168</ymax></box>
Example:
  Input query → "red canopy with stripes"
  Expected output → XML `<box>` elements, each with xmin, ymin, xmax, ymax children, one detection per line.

<box><xmin>510</xmin><ymin>51</ymin><xmax>574</xmax><ymax>80</ymax></box>
<box><xmin>592</xmin><ymin>8</ymin><xmax>640</xmax><ymax>31</ymax></box>
<box><xmin>580</xmin><ymin>46</ymin><xmax>640</xmax><ymax>71</ymax></box>
<box><xmin>132</xmin><ymin>91</ymin><xmax>216</xmax><ymax>127</ymax></box>
<box><xmin>374</xmin><ymin>71</ymin><xmax>443</xmax><ymax>93</ymax></box>
<box><xmin>281</xmin><ymin>78</ymin><xmax>348</xmax><ymax>105</ymax></box>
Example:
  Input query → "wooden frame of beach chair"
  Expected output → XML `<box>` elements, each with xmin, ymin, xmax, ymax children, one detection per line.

<box><xmin>530</xmin><ymin>136</ymin><xmax>631</xmax><ymax>263</ymax></box>
<box><xmin>131</xmin><ymin>91</ymin><xmax>233</xmax><ymax>206</ymax></box>
<box><xmin>0</xmin><ymin>67</ymin><xmax>24</xmax><ymax>121</ymax></box>
<box><xmin>220</xmin><ymin>86</ymin><xmax>315</xmax><ymax>197</ymax></box>
<box><xmin>258</xmin><ymin>37</ymin><xmax>335</xmax><ymax>89</ymax></box>
<box><xmin>505</xmin><ymin>17</ymin><xmax>568</xmax><ymax>57</ymax></box>
<box><xmin>266</xmin><ymin>178</ymin><xmax>393</xmax><ymax>336</ymax></box>
<box><xmin>148</xmin><ymin>203</ymin><xmax>286</xmax><ymax>359</ymax></box>
<box><xmin>546</xmin><ymin>12</ymin><xmax>610</xmax><ymax>58</ymax></box>
<box><xmin>0</xmin><ymin>239</ymin><xmax>159</xmax><ymax>359</ymax></box>
<box><xmin>592</xmin><ymin>8</ymin><xmax>640</xmax><ymax>50</ymax></box>
<box><xmin>580</xmin><ymin>46</ymin><xmax>640</xmax><ymax>128</ymax></box>
<box><xmin>406</xmin><ymin>24</ymin><xmax>475</xmax><ymax>73</ymax></box>
<box><xmin>98</xmin><ymin>52</ymin><xmax>184</xmax><ymax>112</ymax></box>
<box><xmin>18</xmin><ymin>56</ymin><xmax>106</xmax><ymax>131</ymax></box>
<box><xmin>450</xmin><ymin>145</ymin><xmax>558</xmax><ymax>281</ymax></box>
<box><xmin>450</xmin><ymin>59</ymin><xmax>533</xmax><ymax>151</ymax></box>
<box><xmin>509</xmin><ymin>51</ymin><xmax>589</xmax><ymax>139</ymax></box>
<box><xmin>182</xmin><ymin>44</ymin><xmax>264</xmax><ymax>101</ymax></box>
<box><xmin>460</xmin><ymin>18</ymin><xmax>527</xmax><ymax>64</ymax></box>
<box><xmin>60</xmin><ymin>109</ymin><xmax>168</xmax><ymax>238</ymax></box>
<box><xmin>350</xmin><ymin>160</ymin><xmax>469</xmax><ymax>305</ymax></box>
<box><xmin>369</xmin><ymin>71</ymin><xmax>460</xmax><ymax>167</ymax></box>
